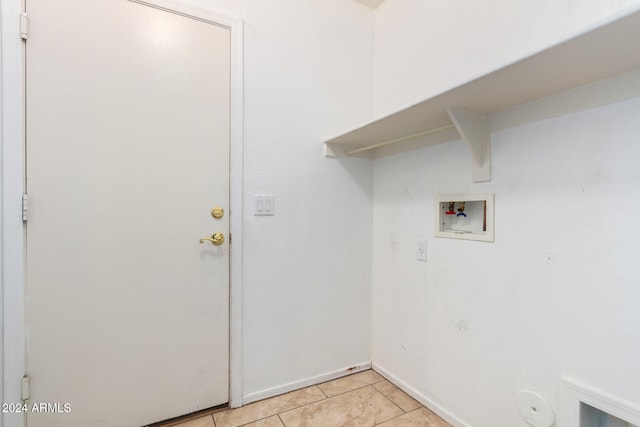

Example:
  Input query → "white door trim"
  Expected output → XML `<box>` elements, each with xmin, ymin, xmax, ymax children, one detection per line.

<box><xmin>0</xmin><ymin>3</ymin><xmax>245</xmax><ymax>425</ymax></box>
<box><xmin>1</xmin><ymin>0</ymin><xmax>27</xmax><ymax>425</ymax></box>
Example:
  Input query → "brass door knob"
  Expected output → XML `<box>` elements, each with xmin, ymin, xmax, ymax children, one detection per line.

<box><xmin>199</xmin><ymin>232</ymin><xmax>224</xmax><ymax>246</ymax></box>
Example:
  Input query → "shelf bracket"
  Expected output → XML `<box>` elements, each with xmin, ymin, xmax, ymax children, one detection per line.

<box><xmin>446</xmin><ymin>107</ymin><xmax>491</xmax><ymax>182</ymax></box>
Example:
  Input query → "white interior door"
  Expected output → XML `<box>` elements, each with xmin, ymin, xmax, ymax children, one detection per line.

<box><xmin>25</xmin><ymin>1</ymin><xmax>231</xmax><ymax>426</ymax></box>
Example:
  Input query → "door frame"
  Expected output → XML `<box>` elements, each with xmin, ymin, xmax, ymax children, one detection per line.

<box><xmin>0</xmin><ymin>2</ymin><xmax>245</xmax><ymax>426</ymax></box>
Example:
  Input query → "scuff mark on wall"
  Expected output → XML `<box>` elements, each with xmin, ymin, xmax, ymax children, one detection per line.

<box><xmin>450</xmin><ymin>318</ymin><xmax>471</xmax><ymax>332</ymax></box>
<box><xmin>533</xmin><ymin>248</ymin><xmax>555</xmax><ymax>267</ymax></box>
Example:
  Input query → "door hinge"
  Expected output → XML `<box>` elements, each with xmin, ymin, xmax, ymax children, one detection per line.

<box><xmin>21</xmin><ymin>376</ymin><xmax>30</xmax><ymax>401</ymax></box>
<box><xmin>22</xmin><ymin>194</ymin><xmax>28</xmax><ymax>222</ymax></box>
<box><xmin>20</xmin><ymin>13</ymin><xmax>29</xmax><ymax>40</ymax></box>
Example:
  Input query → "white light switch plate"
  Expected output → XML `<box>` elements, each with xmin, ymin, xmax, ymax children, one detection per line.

<box><xmin>417</xmin><ymin>240</ymin><xmax>427</xmax><ymax>261</ymax></box>
<box><xmin>255</xmin><ymin>195</ymin><xmax>274</xmax><ymax>216</ymax></box>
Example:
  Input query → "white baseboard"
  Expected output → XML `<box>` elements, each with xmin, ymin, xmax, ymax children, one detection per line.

<box><xmin>372</xmin><ymin>362</ymin><xmax>472</xmax><ymax>427</ymax></box>
<box><xmin>242</xmin><ymin>361</ymin><xmax>372</xmax><ymax>405</ymax></box>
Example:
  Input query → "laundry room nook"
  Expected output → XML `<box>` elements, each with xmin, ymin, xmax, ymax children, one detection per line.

<box><xmin>1</xmin><ymin>0</ymin><xmax>639</xmax><ymax>427</ymax></box>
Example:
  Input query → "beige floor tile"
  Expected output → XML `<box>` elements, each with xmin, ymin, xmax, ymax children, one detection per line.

<box><xmin>279</xmin><ymin>385</ymin><xmax>403</xmax><ymax>427</ymax></box>
<box><xmin>317</xmin><ymin>370</ymin><xmax>385</xmax><ymax>397</ymax></box>
<box><xmin>373</xmin><ymin>380</ymin><xmax>421</xmax><ymax>412</ymax></box>
<box><xmin>214</xmin><ymin>386</ymin><xmax>325</xmax><ymax>427</ymax></box>
<box><xmin>171</xmin><ymin>415</ymin><xmax>215</xmax><ymax>427</ymax></box>
<box><xmin>243</xmin><ymin>415</ymin><xmax>284</xmax><ymax>427</ymax></box>
<box><xmin>376</xmin><ymin>407</ymin><xmax>451</xmax><ymax>427</ymax></box>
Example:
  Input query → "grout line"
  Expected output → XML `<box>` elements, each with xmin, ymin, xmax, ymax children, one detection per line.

<box><xmin>319</xmin><ymin>381</ymin><xmax>384</xmax><ymax>399</ymax></box>
<box><xmin>373</xmin><ymin>408</ymin><xmax>427</xmax><ymax>426</ymax></box>
<box><xmin>277</xmin><ymin>413</ymin><xmax>286</xmax><ymax>426</ymax></box>
<box><xmin>372</xmin><ymin>381</ymin><xmax>411</xmax><ymax>414</ymax></box>
<box><xmin>278</xmin><ymin>398</ymin><xmax>323</xmax><ymax>418</ymax></box>
<box><xmin>244</xmin><ymin>387</ymin><xmax>328</xmax><ymax>423</ymax></box>
<box><xmin>238</xmin><ymin>415</ymin><xmax>275</xmax><ymax>426</ymax></box>
<box><xmin>316</xmin><ymin>371</ymin><xmax>383</xmax><ymax>398</ymax></box>
<box><xmin>372</xmin><ymin>409</ymin><xmax>410</xmax><ymax>426</ymax></box>
<box><xmin>316</xmin><ymin>385</ymin><xmax>329</xmax><ymax>399</ymax></box>
<box><xmin>377</xmin><ymin>388</ymin><xmax>407</xmax><ymax>415</ymax></box>
<box><xmin>276</xmin><ymin>385</ymin><xmax>358</xmax><ymax>419</ymax></box>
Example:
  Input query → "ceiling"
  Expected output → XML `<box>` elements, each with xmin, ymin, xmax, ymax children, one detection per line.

<box><xmin>353</xmin><ymin>0</ymin><xmax>385</xmax><ymax>8</ymax></box>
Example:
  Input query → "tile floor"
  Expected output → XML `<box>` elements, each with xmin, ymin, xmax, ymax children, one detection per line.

<box><xmin>157</xmin><ymin>370</ymin><xmax>452</xmax><ymax>427</ymax></box>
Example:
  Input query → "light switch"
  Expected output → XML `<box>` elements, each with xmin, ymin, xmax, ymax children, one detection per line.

<box><xmin>417</xmin><ymin>240</ymin><xmax>427</xmax><ymax>261</ymax></box>
<box><xmin>255</xmin><ymin>195</ymin><xmax>274</xmax><ymax>216</ymax></box>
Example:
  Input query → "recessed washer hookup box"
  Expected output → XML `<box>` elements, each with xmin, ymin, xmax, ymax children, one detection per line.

<box><xmin>435</xmin><ymin>193</ymin><xmax>494</xmax><ymax>242</ymax></box>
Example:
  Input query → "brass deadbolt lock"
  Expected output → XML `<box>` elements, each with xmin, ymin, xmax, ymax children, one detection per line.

<box><xmin>211</xmin><ymin>206</ymin><xmax>224</xmax><ymax>219</ymax></box>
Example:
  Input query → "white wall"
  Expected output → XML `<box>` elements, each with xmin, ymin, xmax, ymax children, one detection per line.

<box><xmin>372</xmin><ymin>95</ymin><xmax>640</xmax><ymax>426</ymax></box>
<box><xmin>241</xmin><ymin>0</ymin><xmax>375</xmax><ymax>400</ymax></box>
<box><xmin>373</xmin><ymin>0</ymin><xmax>640</xmax><ymax>117</ymax></box>
<box><xmin>185</xmin><ymin>0</ymin><xmax>376</xmax><ymax>401</ymax></box>
<box><xmin>372</xmin><ymin>3</ymin><xmax>640</xmax><ymax>426</ymax></box>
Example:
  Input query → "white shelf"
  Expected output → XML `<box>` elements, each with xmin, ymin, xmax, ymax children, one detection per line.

<box><xmin>324</xmin><ymin>10</ymin><xmax>640</xmax><ymax>182</ymax></box>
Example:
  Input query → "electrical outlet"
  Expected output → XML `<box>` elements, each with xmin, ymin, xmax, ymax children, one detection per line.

<box><xmin>417</xmin><ymin>240</ymin><xmax>427</xmax><ymax>261</ymax></box>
